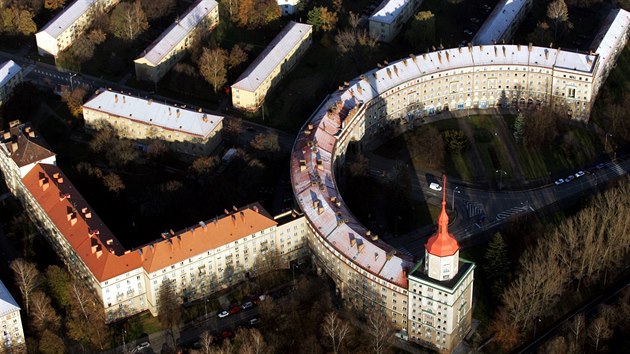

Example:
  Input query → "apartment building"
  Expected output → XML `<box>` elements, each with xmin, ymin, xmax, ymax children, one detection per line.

<box><xmin>1</xmin><ymin>121</ymin><xmax>309</xmax><ymax>321</ymax></box>
<box><xmin>0</xmin><ymin>280</ymin><xmax>24</xmax><ymax>351</ymax></box>
<box><xmin>35</xmin><ymin>0</ymin><xmax>120</xmax><ymax>57</ymax></box>
<box><xmin>134</xmin><ymin>0</ymin><xmax>220</xmax><ymax>83</ymax></box>
<box><xmin>473</xmin><ymin>0</ymin><xmax>533</xmax><ymax>45</ymax></box>
<box><xmin>277</xmin><ymin>0</ymin><xmax>300</xmax><ymax>15</ymax></box>
<box><xmin>82</xmin><ymin>89</ymin><xmax>223</xmax><ymax>155</ymax></box>
<box><xmin>0</xmin><ymin>61</ymin><xmax>23</xmax><ymax>107</ymax></box>
<box><xmin>368</xmin><ymin>0</ymin><xmax>422</xmax><ymax>42</ymax></box>
<box><xmin>231</xmin><ymin>21</ymin><xmax>312</xmax><ymax>111</ymax></box>
<box><xmin>589</xmin><ymin>8</ymin><xmax>630</xmax><ymax>94</ymax></box>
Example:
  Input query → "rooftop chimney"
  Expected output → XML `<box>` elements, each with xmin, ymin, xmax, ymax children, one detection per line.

<box><xmin>11</xmin><ymin>141</ymin><xmax>18</xmax><ymax>153</ymax></box>
<box><xmin>114</xmin><ymin>94</ymin><xmax>118</xmax><ymax>103</ymax></box>
<box><xmin>349</xmin><ymin>234</ymin><xmax>356</xmax><ymax>247</ymax></box>
<box><xmin>357</xmin><ymin>239</ymin><xmax>365</xmax><ymax>253</ymax></box>
<box><xmin>529</xmin><ymin>43</ymin><xmax>533</xmax><ymax>52</ymax></box>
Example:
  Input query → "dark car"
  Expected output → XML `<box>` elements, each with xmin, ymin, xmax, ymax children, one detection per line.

<box><xmin>222</xmin><ymin>330</ymin><xmax>235</xmax><ymax>339</ymax></box>
<box><xmin>229</xmin><ymin>306</ymin><xmax>241</xmax><ymax>314</ymax></box>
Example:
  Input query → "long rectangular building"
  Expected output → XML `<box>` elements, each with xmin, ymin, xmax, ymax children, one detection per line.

<box><xmin>35</xmin><ymin>0</ymin><xmax>120</xmax><ymax>57</ymax></box>
<box><xmin>134</xmin><ymin>0</ymin><xmax>220</xmax><ymax>83</ymax></box>
<box><xmin>231</xmin><ymin>21</ymin><xmax>312</xmax><ymax>111</ymax></box>
<box><xmin>0</xmin><ymin>120</ymin><xmax>309</xmax><ymax>321</ymax></box>
<box><xmin>82</xmin><ymin>89</ymin><xmax>223</xmax><ymax>155</ymax></box>
<box><xmin>368</xmin><ymin>0</ymin><xmax>422</xmax><ymax>43</ymax></box>
<box><xmin>589</xmin><ymin>8</ymin><xmax>630</xmax><ymax>93</ymax></box>
<box><xmin>0</xmin><ymin>61</ymin><xmax>22</xmax><ymax>107</ymax></box>
<box><xmin>473</xmin><ymin>0</ymin><xmax>532</xmax><ymax>45</ymax></box>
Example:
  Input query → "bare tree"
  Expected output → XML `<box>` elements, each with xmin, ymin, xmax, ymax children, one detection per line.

<box><xmin>367</xmin><ymin>309</ymin><xmax>394</xmax><ymax>354</ymax></box>
<box><xmin>198</xmin><ymin>47</ymin><xmax>228</xmax><ymax>93</ymax></box>
<box><xmin>588</xmin><ymin>314</ymin><xmax>612</xmax><ymax>351</ymax></box>
<box><xmin>237</xmin><ymin>327</ymin><xmax>269</xmax><ymax>354</ymax></box>
<box><xmin>10</xmin><ymin>258</ymin><xmax>40</xmax><ymax>314</ymax></box>
<box><xmin>568</xmin><ymin>313</ymin><xmax>585</xmax><ymax>350</ymax></box>
<box><xmin>199</xmin><ymin>330</ymin><xmax>214</xmax><ymax>354</ymax></box>
<box><xmin>547</xmin><ymin>0</ymin><xmax>569</xmax><ymax>40</ymax></box>
<box><xmin>321</xmin><ymin>311</ymin><xmax>350</xmax><ymax>354</ymax></box>
<box><xmin>109</xmin><ymin>1</ymin><xmax>149</xmax><ymax>41</ymax></box>
<box><xmin>30</xmin><ymin>291</ymin><xmax>61</xmax><ymax>333</ymax></box>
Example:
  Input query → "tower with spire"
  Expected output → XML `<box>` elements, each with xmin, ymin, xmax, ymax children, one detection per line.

<box><xmin>405</xmin><ymin>176</ymin><xmax>475</xmax><ymax>353</ymax></box>
<box><xmin>424</xmin><ymin>175</ymin><xmax>460</xmax><ymax>281</ymax></box>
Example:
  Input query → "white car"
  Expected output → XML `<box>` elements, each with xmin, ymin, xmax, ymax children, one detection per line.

<box><xmin>575</xmin><ymin>171</ymin><xmax>585</xmax><ymax>178</ymax></box>
<box><xmin>218</xmin><ymin>310</ymin><xmax>230</xmax><ymax>318</ymax></box>
<box><xmin>135</xmin><ymin>342</ymin><xmax>150</xmax><ymax>352</ymax></box>
<box><xmin>429</xmin><ymin>183</ymin><xmax>442</xmax><ymax>191</ymax></box>
<box><xmin>554</xmin><ymin>179</ymin><xmax>565</xmax><ymax>186</ymax></box>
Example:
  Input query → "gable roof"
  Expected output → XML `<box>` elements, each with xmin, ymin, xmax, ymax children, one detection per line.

<box><xmin>231</xmin><ymin>21</ymin><xmax>312</xmax><ymax>92</ymax></box>
<box><xmin>38</xmin><ymin>0</ymin><xmax>98</xmax><ymax>39</ymax></box>
<box><xmin>138</xmin><ymin>203</ymin><xmax>277</xmax><ymax>273</ymax></box>
<box><xmin>1</xmin><ymin>122</ymin><xmax>55</xmax><ymax>168</ymax></box>
<box><xmin>136</xmin><ymin>0</ymin><xmax>218</xmax><ymax>66</ymax></box>
<box><xmin>0</xmin><ymin>279</ymin><xmax>20</xmax><ymax>317</ymax></box>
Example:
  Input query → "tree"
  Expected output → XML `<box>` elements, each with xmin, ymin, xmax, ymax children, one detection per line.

<box><xmin>199</xmin><ymin>330</ymin><xmax>214</xmax><ymax>354</ymax></box>
<box><xmin>348</xmin><ymin>153</ymin><xmax>369</xmax><ymax>177</ymax></box>
<box><xmin>44</xmin><ymin>0</ymin><xmax>65</xmax><ymax>10</ymax></box>
<box><xmin>250</xmin><ymin>132</ymin><xmax>280</xmax><ymax>153</ymax></box>
<box><xmin>547</xmin><ymin>0</ymin><xmax>569</xmax><ymax>40</ymax></box>
<box><xmin>66</xmin><ymin>282</ymin><xmax>109</xmax><ymax>349</ymax></box>
<box><xmin>0</xmin><ymin>6</ymin><xmax>37</xmax><ymax>36</ymax></box>
<box><xmin>335</xmin><ymin>13</ymin><xmax>378</xmax><ymax>72</ymax></box>
<box><xmin>191</xmin><ymin>155</ymin><xmax>220</xmax><ymax>175</ymax></box>
<box><xmin>235</xmin><ymin>0</ymin><xmax>280</xmax><ymax>28</ymax></box>
<box><xmin>367</xmin><ymin>309</ymin><xmax>394</xmax><ymax>354</ymax></box>
<box><xmin>45</xmin><ymin>265</ymin><xmax>71</xmax><ymax>310</ymax></box>
<box><xmin>409</xmin><ymin>125</ymin><xmax>444</xmax><ymax>169</ymax></box>
<box><xmin>321</xmin><ymin>312</ymin><xmax>350</xmax><ymax>354</ymax></box>
<box><xmin>523</xmin><ymin>110</ymin><xmax>558</xmax><ymax>146</ymax></box>
<box><xmin>29</xmin><ymin>291</ymin><xmax>61</xmax><ymax>333</ymax></box>
<box><xmin>102</xmin><ymin>172</ymin><xmax>125</xmax><ymax>193</ymax></box>
<box><xmin>224</xmin><ymin>117</ymin><xmax>243</xmax><ymax>145</ymax></box>
<box><xmin>404</xmin><ymin>11</ymin><xmax>435</xmax><ymax>48</ymax></box>
<box><xmin>109</xmin><ymin>1</ymin><xmax>149</xmax><ymax>41</ymax></box>
<box><xmin>60</xmin><ymin>85</ymin><xmax>88</xmax><ymax>118</ymax></box>
<box><xmin>569</xmin><ymin>313</ymin><xmax>585</xmax><ymax>350</ymax></box>
<box><xmin>443</xmin><ymin>129</ymin><xmax>470</xmax><ymax>153</ymax></box>
<box><xmin>308</xmin><ymin>7</ymin><xmax>337</xmax><ymax>32</ymax></box>
<box><xmin>588</xmin><ymin>312</ymin><xmax>613</xmax><ymax>351</ymax></box>
<box><xmin>38</xmin><ymin>330</ymin><xmax>65</xmax><ymax>354</ymax></box>
<box><xmin>484</xmin><ymin>233</ymin><xmax>511</xmax><ymax>298</ymax></box>
<box><xmin>237</xmin><ymin>327</ymin><xmax>269</xmax><ymax>354</ymax></box>
<box><xmin>228</xmin><ymin>45</ymin><xmax>248</xmax><ymax>70</ymax></box>
<box><xmin>57</xmin><ymin>29</ymin><xmax>107</xmax><ymax>70</ymax></box>
<box><xmin>157</xmin><ymin>280</ymin><xmax>182</xmax><ymax>333</ymax></box>
<box><xmin>10</xmin><ymin>258</ymin><xmax>40</xmax><ymax>314</ymax></box>
<box><xmin>198</xmin><ymin>47</ymin><xmax>228</xmax><ymax>92</ymax></box>
<box><xmin>513</xmin><ymin>112</ymin><xmax>525</xmax><ymax>143</ymax></box>
<box><xmin>140</xmin><ymin>0</ymin><xmax>175</xmax><ymax>20</ymax></box>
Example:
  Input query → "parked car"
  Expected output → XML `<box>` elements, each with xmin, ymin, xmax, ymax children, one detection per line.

<box><xmin>249</xmin><ymin>317</ymin><xmax>261</xmax><ymax>326</ymax></box>
<box><xmin>135</xmin><ymin>342</ymin><xmax>151</xmax><ymax>351</ymax></box>
<box><xmin>565</xmin><ymin>175</ymin><xmax>575</xmax><ymax>182</ymax></box>
<box><xmin>429</xmin><ymin>182</ymin><xmax>442</xmax><ymax>191</ymax></box>
<box><xmin>575</xmin><ymin>171</ymin><xmax>585</xmax><ymax>178</ymax></box>
<box><xmin>229</xmin><ymin>306</ymin><xmax>242</xmax><ymax>314</ymax></box>
<box><xmin>554</xmin><ymin>179</ymin><xmax>565</xmax><ymax>185</ymax></box>
<box><xmin>222</xmin><ymin>330</ymin><xmax>235</xmax><ymax>339</ymax></box>
<box><xmin>470</xmin><ymin>17</ymin><xmax>480</xmax><ymax>23</ymax></box>
<box><xmin>241</xmin><ymin>301</ymin><xmax>254</xmax><ymax>310</ymax></box>
<box><xmin>217</xmin><ymin>310</ymin><xmax>229</xmax><ymax>318</ymax></box>
<box><xmin>596</xmin><ymin>163</ymin><xmax>606</xmax><ymax>169</ymax></box>
<box><xmin>463</xmin><ymin>29</ymin><xmax>473</xmax><ymax>35</ymax></box>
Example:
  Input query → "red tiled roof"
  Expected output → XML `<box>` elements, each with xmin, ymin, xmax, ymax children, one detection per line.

<box><xmin>22</xmin><ymin>164</ymin><xmax>277</xmax><ymax>281</ymax></box>
<box><xmin>425</xmin><ymin>176</ymin><xmax>459</xmax><ymax>257</ymax></box>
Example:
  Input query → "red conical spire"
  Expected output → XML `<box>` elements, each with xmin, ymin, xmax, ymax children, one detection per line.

<box><xmin>425</xmin><ymin>176</ymin><xmax>460</xmax><ymax>257</ymax></box>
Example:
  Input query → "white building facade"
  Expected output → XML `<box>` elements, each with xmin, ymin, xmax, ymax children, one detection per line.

<box><xmin>0</xmin><ymin>61</ymin><xmax>23</xmax><ymax>107</ymax></box>
<box><xmin>35</xmin><ymin>0</ymin><xmax>120</xmax><ymax>57</ymax></box>
<box><xmin>277</xmin><ymin>0</ymin><xmax>300</xmax><ymax>15</ymax></box>
<box><xmin>0</xmin><ymin>280</ymin><xmax>24</xmax><ymax>351</ymax></box>
<box><xmin>368</xmin><ymin>0</ymin><xmax>423</xmax><ymax>42</ymax></box>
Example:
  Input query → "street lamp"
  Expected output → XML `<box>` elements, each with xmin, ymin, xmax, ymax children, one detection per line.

<box><xmin>69</xmin><ymin>73</ymin><xmax>77</xmax><ymax>90</ymax></box>
<box><xmin>495</xmin><ymin>170</ymin><xmax>507</xmax><ymax>190</ymax></box>
<box><xmin>451</xmin><ymin>186</ymin><xmax>460</xmax><ymax>211</ymax></box>
<box><xmin>605</xmin><ymin>133</ymin><xmax>613</xmax><ymax>152</ymax></box>
<box><xmin>122</xmin><ymin>329</ymin><xmax>127</xmax><ymax>353</ymax></box>
<box><xmin>204</xmin><ymin>298</ymin><xmax>209</xmax><ymax>318</ymax></box>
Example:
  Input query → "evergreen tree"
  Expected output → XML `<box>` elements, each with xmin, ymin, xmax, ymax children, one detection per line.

<box><xmin>513</xmin><ymin>112</ymin><xmax>525</xmax><ymax>143</ymax></box>
<box><xmin>484</xmin><ymin>233</ymin><xmax>511</xmax><ymax>298</ymax></box>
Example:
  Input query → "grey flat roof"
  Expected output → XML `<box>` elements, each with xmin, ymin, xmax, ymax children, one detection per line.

<box><xmin>83</xmin><ymin>89</ymin><xmax>223</xmax><ymax>138</ymax></box>
<box><xmin>38</xmin><ymin>0</ymin><xmax>97</xmax><ymax>39</ymax></box>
